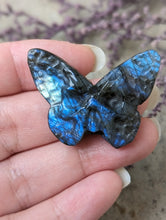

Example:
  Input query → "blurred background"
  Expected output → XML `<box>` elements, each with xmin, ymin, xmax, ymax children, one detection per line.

<box><xmin>0</xmin><ymin>0</ymin><xmax>166</xmax><ymax>219</ymax></box>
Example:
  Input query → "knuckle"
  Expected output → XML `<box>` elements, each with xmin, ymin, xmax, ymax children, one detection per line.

<box><xmin>0</xmin><ymin>215</ymin><xmax>15</xmax><ymax>220</ymax></box>
<box><xmin>50</xmin><ymin>197</ymin><xmax>67</xmax><ymax>220</ymax></box>
<box><xmin>77</xmin><ymin>147</ymin><xmax>91</xmax><ymax>177</ymax></box>
<box><xmin>0</xmin><ymin>103</ymin><xmax>19</xmax><ymax>158</ymax></box>
<box><xmin>6</xmin><ymin>157</ymin><xmax>31</xmax><ymax>210</ymax></box>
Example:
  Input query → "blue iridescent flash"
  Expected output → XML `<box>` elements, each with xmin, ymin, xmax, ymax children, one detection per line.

<box><xmin>28</xmin><ymin>49</ymin><xmax>160</xmax><ymax>148</ymax></box>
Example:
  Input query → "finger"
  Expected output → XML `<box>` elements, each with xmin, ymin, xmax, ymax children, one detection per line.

<box><xmin>138</xmin><ymin>99</ymin><xmax>148</xmax><ymax>115</ymax></box>
<box><xmin>1</xmin><ymin>171</ymin><xmax>122</xmax><ymax>220</ymax></box>
<box><xmin>0</xmin><ymin>87</ymin><xmax>158</xmax><ymax>161</ymax></box>
<box><xmin>0</xmin><ymin>91</ymin><xmax>56</xmax><ymax>161</ymax></box>
<box><xmin>0</xmin><ymin>40</ymin><xmax>95</xmax><ymax>96</ymax></box>
<box><xmin>0</xmin><ymin>118</ymin><xmax>158</xmax><ymax>216</ymax></box>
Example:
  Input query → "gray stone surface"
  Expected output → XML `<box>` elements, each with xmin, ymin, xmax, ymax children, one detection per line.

<box><xmin>1</xmin><ymin>0</ymin><xmax>166</xmax><ymax>219</ymax></box>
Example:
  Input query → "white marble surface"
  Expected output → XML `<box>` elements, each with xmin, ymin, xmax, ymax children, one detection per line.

<box><xmin>0</xmin><ymin>1</ymin><xmax>166</xmax><ymax>219</ymax></box>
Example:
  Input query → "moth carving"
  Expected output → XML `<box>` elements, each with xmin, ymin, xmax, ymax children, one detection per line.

<box><xmin>28</xmin><ymin>49</ymin><xmax>160</xmax><ymax>148</ymax></box>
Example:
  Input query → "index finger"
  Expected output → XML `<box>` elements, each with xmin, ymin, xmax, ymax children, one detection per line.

<box><xmin>0</xmin><ymin>40</ymin><xmax>95</xmax><ymax>96</ymax></box>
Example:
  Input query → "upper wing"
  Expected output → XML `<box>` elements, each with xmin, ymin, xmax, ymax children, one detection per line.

<box><xmin>95</xmin><ymin>50</ymin><xmax>160</xmax><ymax>148</ymax></box>
<box><xmin>28</xmin><ymin>48</ymin><xmax>92</xmax><ymax>105</ymax></box>
<box><xmin>96</xmin><ymin>50</ymin><xmax>160</xmax><ymax>111</ymax></box>
<box><xmin>28</xmin><ymin>48</ymin><xmax>92</xmax><ymax>145</ymax></box>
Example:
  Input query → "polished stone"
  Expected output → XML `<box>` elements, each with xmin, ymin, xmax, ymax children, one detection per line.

<box><xmin>28</xmin><ymin>49</ymin><xmax>160</xmax><ymax>148</ymax></box>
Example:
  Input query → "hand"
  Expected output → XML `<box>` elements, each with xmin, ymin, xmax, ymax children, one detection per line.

<box><xmin>0</xmin><ymin>40</ymin><xmax>159</xmax><ymax>220</ymax></box>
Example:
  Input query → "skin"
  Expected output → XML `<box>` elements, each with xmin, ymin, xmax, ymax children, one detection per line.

<box><xmin>0</xmin><ymin>40</ymin><xmax>159</xmax><ymax>220</ymax></box>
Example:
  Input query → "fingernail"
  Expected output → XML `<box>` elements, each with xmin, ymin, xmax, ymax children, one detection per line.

<box><xmin>147</xmin><ymin>85</ymin><xmax>160</xmax><ymax>110</ymax></box>
<box><xmin>115</xmin><ymin>167</ymin><xmax>131</xmax><ymax>189</ymax></box>
<box><xmin>150</xmin><ymin>118</ymin><xmax>161</xmax><ymax>142</ymax></box>
<box><xmin>83</xmin><ymin>44</ymin><xmax>106</xmax><ymax>71</ymax></box>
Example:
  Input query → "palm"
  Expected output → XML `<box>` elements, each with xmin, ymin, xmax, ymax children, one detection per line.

<box><xmin>0</xmin><ymin>40</ymin><xmax>158</xmax><ymax>220</ymax></box>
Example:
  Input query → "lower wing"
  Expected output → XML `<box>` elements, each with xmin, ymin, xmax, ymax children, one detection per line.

<box><xmin>101</xmin><ymin>111</ymin><xmax>140</xmax><ymax>148</ymax></box>
<box><xmin>48</xmin><ymin>105</ymin><xmax>87</xmax><ymax>146</ymax></box>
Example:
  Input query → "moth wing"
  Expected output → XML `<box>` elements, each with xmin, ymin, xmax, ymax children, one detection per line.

<box><xmin>28</xmin><ymin>48</ymin><xmax>92</xmax><ymax>105</ymax></box>
<box><xmin>97</xmin><ymin>50</ymin><xmax>160</xmax><ymax>108</ymax></box>
<box><xmin>100</xmin><ymin>111</ymin><xmax>140</xmax><ymax>148</ymax></box>
<box><xmin>28</xmin><ymin>48</ymin><xmax>92</xmax><ymax>145</ymax></box>
<box><xmin>96</xmin><ymin>50</ymin><xmax>160</xmax><ymax>148</ymax></box>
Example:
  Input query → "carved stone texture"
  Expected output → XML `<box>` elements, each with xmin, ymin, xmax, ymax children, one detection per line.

<box><xmin>28</xmin><ymin>49</ymin><xmax>160</xmax><ymax>148</ymax></box>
